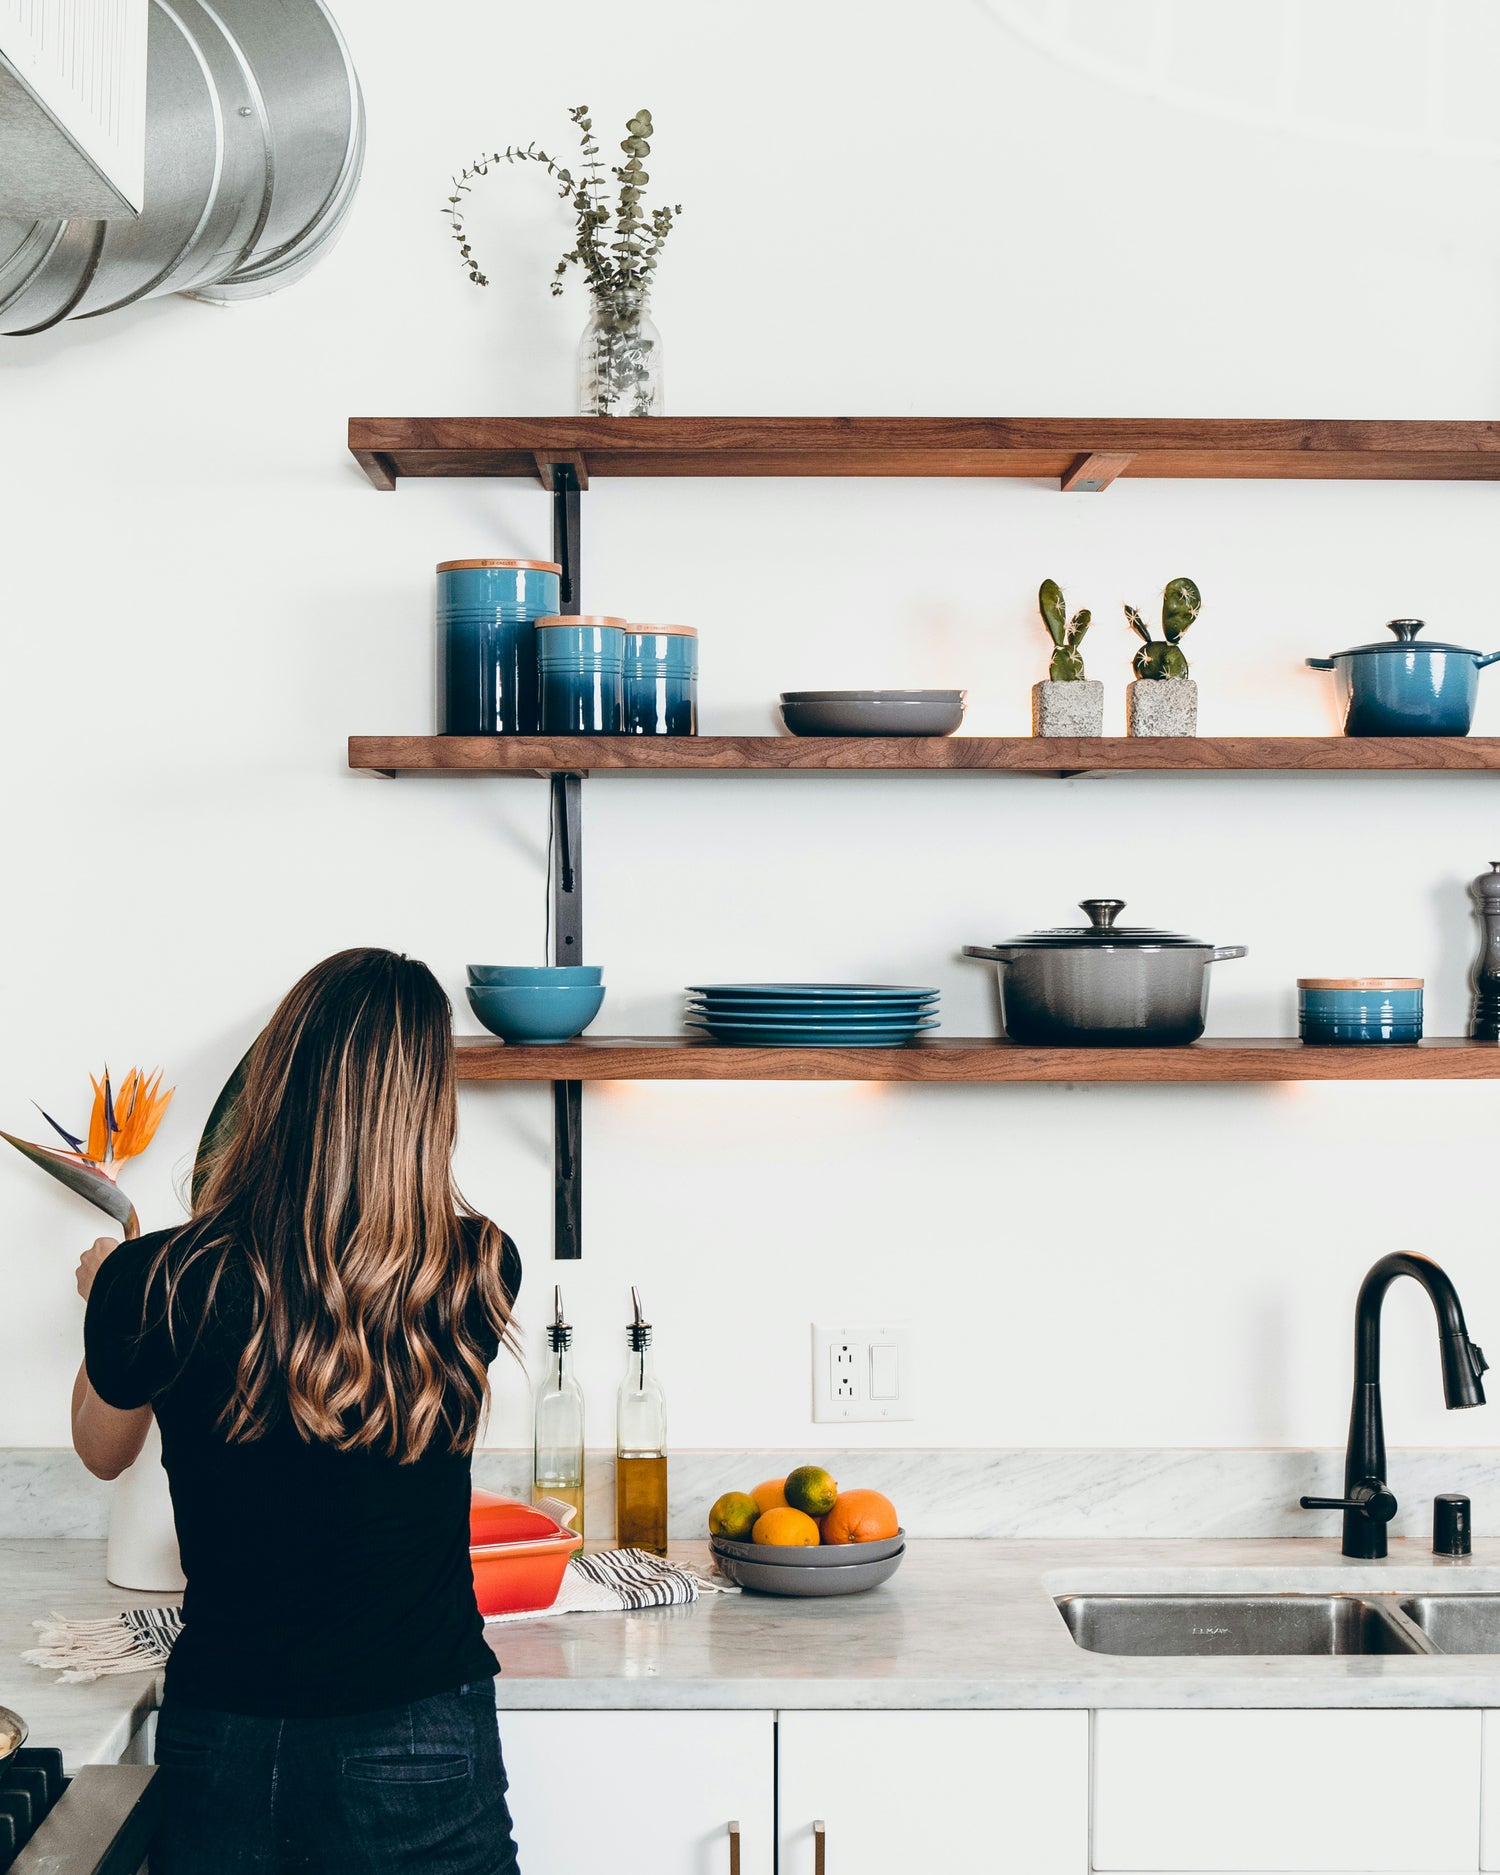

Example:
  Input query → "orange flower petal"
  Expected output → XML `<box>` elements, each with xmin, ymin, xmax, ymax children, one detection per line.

<box><xmin>85</xmin><ymin>1075</ymin><xmax>108</xmax><ymax>1164</ymax></box>
<box><xmin>111</xmin><ymin>1068</ymin><xmax>173</xmax><ymax>1164</ymax></box>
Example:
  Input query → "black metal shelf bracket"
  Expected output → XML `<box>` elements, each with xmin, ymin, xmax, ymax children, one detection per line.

<box><xmin>550</xmin><ymin>460</ymin><xmax>584</xmax><ymax>1259</ymax></box>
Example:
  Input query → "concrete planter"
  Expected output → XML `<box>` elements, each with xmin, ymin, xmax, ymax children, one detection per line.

<box><xmin>1127</xmin><ymin>677</ymin><xmax>1198</xmax><ymax>737</ymax></box>
<box><xmin>1032</xmin><ymin>679</ymin><xmax>1104</xmax><ymax>736</ymax></box>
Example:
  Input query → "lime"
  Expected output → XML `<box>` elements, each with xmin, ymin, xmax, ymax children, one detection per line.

<box><xmin>708</xmin><ymin>1491</ymin><xmax>760</xmax><ymax>1541</ymax></box>
<box><xmin>784</xmin><ymin>1464</ymin><xmax>839</xmax><ymax>1518</ymax></box>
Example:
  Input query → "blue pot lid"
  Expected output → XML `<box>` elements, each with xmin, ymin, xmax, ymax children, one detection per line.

<box><xmin>1334</xmin><ymin>618</ymin><xmax>1479</xmax><ymax>657</ymax></box>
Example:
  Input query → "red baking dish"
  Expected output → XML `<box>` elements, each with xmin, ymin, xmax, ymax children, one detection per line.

<box><xmin>469</xmin><ymin>1491</ymin><xmax>582</xmax><ymax>1618</ymax></box>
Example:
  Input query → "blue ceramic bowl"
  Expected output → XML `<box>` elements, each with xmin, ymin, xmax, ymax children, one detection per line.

<box><xmin>1298</xmin><ymin>978</ymin><xmax>1423</xmax><ymax>1044</ymax></box>
<box><xmin>467</xmin><ymin>965</ymin><xmax>604</xmax><ymax>987</ymax></box>
<box><xmin>466</xmin><ymin>983</ymin><xmax>605</xmax><ymax>1044</ymax></box>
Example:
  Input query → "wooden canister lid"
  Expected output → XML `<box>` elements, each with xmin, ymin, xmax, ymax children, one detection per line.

<box><xmin>626</xmin><ymin>623</ymin><xmax>698</xmax><ymax>637</ymax></box>
<box><xmin>436</xmin><ymin>558</ymin><xmax>562</xmax><ymax>574</ymax></box>
<box><xmin>536</xmin><ymin>615</ymin><xmax>627</xmax><ymax>628</ymax></box>
<box><xmin>1296</xmin><ymin>977</ymin><xmax>1424</xmax><ymax>990</ymax></box>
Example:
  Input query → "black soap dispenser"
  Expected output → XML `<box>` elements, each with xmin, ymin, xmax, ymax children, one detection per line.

<box><xmin>1434</xmin><ymin>1493</ymin><xmax>1472</xmax><ymax>1557</ymax></box>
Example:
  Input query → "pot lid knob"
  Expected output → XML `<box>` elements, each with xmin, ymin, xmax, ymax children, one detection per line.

<box><xmin>1079</xmin><ymin>898</ymin><xmax>1125</xmax><ymax>929</ymax></box>
<box><xmin>1387</xmin><ymin>618</ymin><xmax>1426</xmax><ymax>642</ymax></box>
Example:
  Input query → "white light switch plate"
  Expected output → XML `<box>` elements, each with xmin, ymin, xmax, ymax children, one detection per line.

<box><xmin>811</xmin><ymin>1323</ymin><xmax>915</xmax><ymax>1422</ymax></box>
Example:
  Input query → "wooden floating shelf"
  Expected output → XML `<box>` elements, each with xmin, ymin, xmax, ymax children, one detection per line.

<box><xmin>348</xmin><ymin>417</ymin><xmax>1500</xmax><ymax>491</ymax></box>
<box><xmin>456</xmin><ymin>1036</ymin><xmax>1500</xmax><ymax>1083</ymax></box>
<box><xmin>352</xmin><ymin>735</ymin><xmax>1500</xmax><ymax>780</ymax></box>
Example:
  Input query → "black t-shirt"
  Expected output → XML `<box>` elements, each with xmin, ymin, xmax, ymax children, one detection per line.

<box><xmin>84</xmin><ymin>1218</ymin><xmax>520</xmax><ymax>1719</ymax></box>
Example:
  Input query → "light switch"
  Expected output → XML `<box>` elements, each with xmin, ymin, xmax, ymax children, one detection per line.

<box><xmin>869</xmin><ymin>1344</ymin><xmax>899</xmax><ymax>1400</ymax></box>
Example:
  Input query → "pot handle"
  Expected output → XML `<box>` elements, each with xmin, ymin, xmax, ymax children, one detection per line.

<box><xmin>1304</xmin><ymin>657</ymin><xmax>1336</xmax><ymax>671</ymax></box>
<box><xmin>962</xmin><ymin>945</ymin><xmax>1014</xmax><ymax>965</ymax></box>
<box><xmin>1210</xmin><ymin>945</ymin><xmax>1248</xmax><ymax>963</ymax></box>
<box><xmin>1475</xmin><ymin>652</ymin><xmax>1500</xmax><ymax>670</ymax></box>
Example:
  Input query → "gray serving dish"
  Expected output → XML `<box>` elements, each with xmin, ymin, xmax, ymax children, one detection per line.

<box><xmin>710</xmin><ymin>1529</ymin><xmax>906</xmax><ymax>1567</ymax></box>
<box><xmin>711</xmin><ymin>1544</ymin><xmax>905</xmax><ymax>1596</ymax></box>
<box><xmin>779</xmin><ymin>691</ymin><xmax>966</xmax><ymax>737</ymax></box>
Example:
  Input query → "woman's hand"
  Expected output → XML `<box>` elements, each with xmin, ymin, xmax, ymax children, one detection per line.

<box><xmin>76</xmin><ymin>1236</ymin><xmax>119</xmax><ymax>1302</ymax></box>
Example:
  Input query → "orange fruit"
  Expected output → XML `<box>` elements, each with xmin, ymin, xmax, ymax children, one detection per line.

<box><xmin>752</xmin><ymin>1506</ymin><xmax>821</xmax><ymax>1547</ymax></box>
<box><xmin>708</xmin><ymin>1492</ymin><xmax>760</xmax><ymax>1541</ymax></box>
<box><xmin>820</xmin><ymin>1489</ymin><xmax>899</xmax><ymax>1545</ymax></box>
<box><xmin>785</xmin><ymin>1465</ymin><xmax>839</xmax><ymax>1517</ymax></box>
<box><xmin>751</xmin><ymin>1477</ymin><xmax>789</xmax><ymax>1513</ymax></box>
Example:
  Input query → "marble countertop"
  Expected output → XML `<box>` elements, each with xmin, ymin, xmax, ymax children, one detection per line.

<box><xmin>0</xmin><ymin>1540</ymin><xmax>173</xmax><ymax>1771</ymax></box>
<box><xmin>15</xmin><ymin>1536</ymin><xmax>1500</xmax><ymax>1769</ymax></box>
<box><xmin>492</xmin><ymin>1537</ymin><xmax>1500</xmax><ymax>1712</ymax></box>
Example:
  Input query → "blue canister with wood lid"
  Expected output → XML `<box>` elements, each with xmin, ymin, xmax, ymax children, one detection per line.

<box><xmin>1298</xmin><ymin>977</ymin><xmax>1424</xmax><ymax>1044</ymax></box>
<box><xmin>537</xmin><ymin>617</ymin><xmax>626</xmax><ymax>733</ymax></box>
<box><xmin>623</xmin><ymin>625</ymin><xmax>698</xmax><ymax>735</ymax></box>
<box><xmin>438</xmin><ymin>558</ymin><xmax>561</xmax><ymax>735</ymax></box>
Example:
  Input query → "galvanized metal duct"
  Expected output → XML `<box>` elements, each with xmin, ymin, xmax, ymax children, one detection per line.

<box><xmin>0</xmin><ymin>0</ymin><xmax>363</xmax><ymax>334</ymax></box>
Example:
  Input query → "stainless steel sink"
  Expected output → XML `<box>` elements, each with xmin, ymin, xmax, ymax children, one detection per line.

<box><xmin>1056</xmin><ymin>1594</ymin><xmax>1430</xmax><ymax>1656</ymax></box>
<box><xmin>1400</xmin><ymin>1595</ymin><xmax>1500</xmax><ymax>1653</ymax></box>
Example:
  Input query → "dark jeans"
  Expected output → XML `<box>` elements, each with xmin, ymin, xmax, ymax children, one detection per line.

<box><xmin>151</xmin><ymin>1679</ymin><xmax>520</xmax><ymax>1874</ymax></box>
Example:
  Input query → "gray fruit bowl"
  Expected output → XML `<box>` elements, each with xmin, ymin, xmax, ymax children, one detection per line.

<box><xmin>779</xmin><ymin>691</ymin><xmax>966</xmax><ymax>737</ymax></box>
<box><xmin>711</xmin><ymin>1541</ymin><xmax>905</xmax><ymax>1597</ymax></box>
<box><xmin>710</xmin><ymin>1529</ymin><xmax>906</xmax><ymax>1567</ymax></box>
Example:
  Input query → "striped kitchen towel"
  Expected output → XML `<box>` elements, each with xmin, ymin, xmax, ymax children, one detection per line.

<box><xmin>24</xmin><ymin>1605</ymin><xmax>183</xmax><ymax>1682</ymax></box>
<box><xmin>483</xmin><ymin>1548</ymin><xmax>738</xmax><ymax>1623</ymax></box>
<box><xmin>22</xmin><ymin>1552</ymin><xmax>735</xmax><ymax>1678</ymax></box>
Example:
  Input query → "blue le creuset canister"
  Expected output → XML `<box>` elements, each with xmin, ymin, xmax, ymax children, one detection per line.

<box><xmin>438</xmin><ymin>558</ymin><xmax>561</xmax><ymax>735</ymax></box>
<box><xmin>622</xmin><ymin>624</ymin><xmax>698</xmax><ymax>735</ymax></box>
<box><xmin>1306</xmin><ymin>618</ymin><xmax>1500</xmax><ymax>737</ymax></box>
<box><xmin>1298</xmin><ymin>977</ymin><xmax>1424</xmax><ymax>1044</ymax></box>
<box><xmin>537</xmin><ymin>616</ymin><xmax>626</xmax><ymax>734</ymax></box>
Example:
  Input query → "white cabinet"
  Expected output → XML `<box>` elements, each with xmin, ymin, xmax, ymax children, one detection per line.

<box><xmin>1091</xmin><ymin>1709</ymin><xmax>1482</xmax><ymax>1872</ymax></box>
<box><xmin>777</xmin><ymin>1710</ymin><xmax>1087</xmax><ymax>1874</ymax></box>
<box><xmin>498</xmin><ymin>1710</ymin><xmax>773</xmax><ymax>1875</ymax></box>
<box><xmin>1479</xmin><ymin>1710</ymin><xmax>1500</xmax><ymax>1869</ymax></box>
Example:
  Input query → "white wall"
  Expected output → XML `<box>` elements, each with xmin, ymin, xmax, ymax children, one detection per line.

<box><xmin>4</xmin><ymin>0</ymin><xmax>1500</xmax><ymax>1460</ymax></box>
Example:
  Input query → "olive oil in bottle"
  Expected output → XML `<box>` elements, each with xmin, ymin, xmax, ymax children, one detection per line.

<box><xmin>616</xmin><ymin>1286</ymin><xmax>668</xmax><ymax>1555</ymax></box>
<box><xmin>533</xmin><ymin>1286</ymin><xmax>585</xmax><ymax>1534</ymax></box>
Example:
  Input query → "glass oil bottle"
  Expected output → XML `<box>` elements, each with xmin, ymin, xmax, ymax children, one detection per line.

<box><xmin>533</xmin><ymin>1286</ymin><xmax>585</xmax><ymax>1534</ymax></box>
<box><xmin>616</xmin><ymin>1286</ymin><xmax>668</xmax><ymax>1554</ymax></box>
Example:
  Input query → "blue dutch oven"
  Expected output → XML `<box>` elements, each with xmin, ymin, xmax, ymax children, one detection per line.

<box><xmin>1306</xmin><ymin>618</ymin><xmax>1500</xmax><ymax>736</ymax></box>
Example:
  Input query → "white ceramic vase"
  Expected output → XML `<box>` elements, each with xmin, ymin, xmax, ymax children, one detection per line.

<box><xmin>105</xmin><ymin>1416</ymin><xmax>185</xmax><ymax>1592</ymax></box>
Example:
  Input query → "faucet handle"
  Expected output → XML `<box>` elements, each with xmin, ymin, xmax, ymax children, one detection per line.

<box><xmin>1300</xmin><ymin>1482</ymin><xmax>1398</xmax><ymax>1524</ymax></box>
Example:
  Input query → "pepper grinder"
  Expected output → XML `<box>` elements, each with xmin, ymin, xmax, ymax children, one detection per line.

<box><xmin>1472</xmin><ymin>863</ymin><xmax>1500</xmax><ymax>1040</ymax></box>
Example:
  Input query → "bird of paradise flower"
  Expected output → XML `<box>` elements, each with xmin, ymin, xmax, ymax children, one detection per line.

<box><xmin>2</xmin><ymin>1068</ymin><xmax>174</xmax><ymax>1241</ymax></box>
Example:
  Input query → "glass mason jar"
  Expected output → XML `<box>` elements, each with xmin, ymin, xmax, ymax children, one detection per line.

<box><xmin>578</xmin><ymin>291</ymin><xmax>664</xmax><ymax>417</ymax></box>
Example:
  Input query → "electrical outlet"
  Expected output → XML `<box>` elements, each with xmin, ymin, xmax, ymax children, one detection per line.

<box><xmin>812</xmin><ymin>1323</ymin><xmax>914</xmax><ymax>1423</ymax></box>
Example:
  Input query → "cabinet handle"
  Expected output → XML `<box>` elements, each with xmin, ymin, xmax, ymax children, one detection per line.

<box><xmin>728</xmin><ymin>1819</ymin><xmax>740</xmax><ymax>1875</ymax></box>
<box><xmin>814</xmin><ymin>1818</ymin><xmax>826</xmax><ymax>1875</ymax></box>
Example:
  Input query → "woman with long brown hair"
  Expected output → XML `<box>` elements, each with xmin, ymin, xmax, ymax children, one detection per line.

<box><xmin>72</xmin><ymin>949</ymin><xmax>523</xmax><ymax>1873</ymax></box>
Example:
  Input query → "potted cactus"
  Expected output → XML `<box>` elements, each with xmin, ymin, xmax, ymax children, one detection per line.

<box><xmin>1032</xmin><ymin>579</ymin><xmax>1103</xmax><ymax>735</ymax></box>
<box><xmin>1124</xmin><ymin>576</ymin><xmax>1201</xmax><ymax>736</ymax></box>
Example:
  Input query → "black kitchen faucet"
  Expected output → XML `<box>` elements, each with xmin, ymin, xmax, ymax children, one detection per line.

<box><xmin>1300</xmin><ymin>1253</ymin><xmax>1488</xmax><ymax>1559</ymax></box>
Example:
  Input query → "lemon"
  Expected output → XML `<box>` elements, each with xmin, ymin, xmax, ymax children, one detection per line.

<box><xmin>752</xmin><ymin>1506</ymin><xmax>821</xmax><ymax>1547</ymax></box>
<box><xmin>784</xmin><ymin>1464</ymin><xmax>839</xmax><ymax>1518</ymax></box>
<box><xmin>708</xmin><ymin>1491</ymin><xmax>760</xmax><ymax>1542</ymax></box>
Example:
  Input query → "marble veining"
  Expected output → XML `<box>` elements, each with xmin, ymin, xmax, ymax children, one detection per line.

<box><xmin>7</xmin><ymin>1446</ymin><xmax>1500</xmax><ymax>1541</ymax></box>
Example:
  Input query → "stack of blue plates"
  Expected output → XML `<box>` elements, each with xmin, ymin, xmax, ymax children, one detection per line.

<box><xmin>686</xmin><ymin>984</ymin><xmax>940</xmax><ymax>1047</ymax></box>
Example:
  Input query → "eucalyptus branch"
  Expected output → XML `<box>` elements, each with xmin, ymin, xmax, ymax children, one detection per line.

<box><xmin>445</xmin><ymin>104</ymin><xmax>681</xmax><ymax>308</ymax></box>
